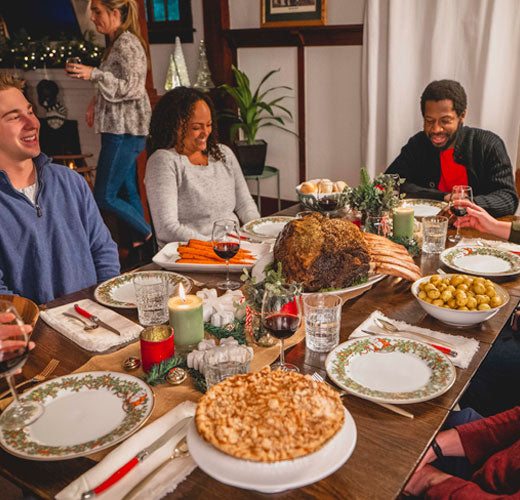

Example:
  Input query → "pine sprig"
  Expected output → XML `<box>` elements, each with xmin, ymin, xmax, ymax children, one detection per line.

<box><xmin>142</xmin><ymin>355</ymin><xmax>186</xmax><ymax>386</ymax></box>
<box><xmin>188</xmin><ymin>368</ymin><xmax>207</xmax><ymax>393</ymax></box>
<box><xmin>389</xmin><ymin>235</ymin><xmax>420</xmax><ymax>256</ymax></box>
<box><xmin>204</xmin><ymin>319</ymin><xmax>247</xmax><ymax>344</ymax></box>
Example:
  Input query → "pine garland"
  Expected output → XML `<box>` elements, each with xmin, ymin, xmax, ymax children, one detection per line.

<box><xmin>0</xmin><ymin>29</ymin><xmax>103</xmax><ymax>70</ymax></box>
<box><xmin>389</xmin><ymin>235</ymin><xmax>420</xmax><ymax>256</ymax></box>
<box><xmin>203</xmin><ymin>319</ymin><xmax>247</xmax><ymax>344</ymax></box>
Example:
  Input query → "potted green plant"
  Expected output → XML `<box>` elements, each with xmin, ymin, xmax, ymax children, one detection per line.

<box><xmin>220</xmin><ymin>65</ymin><xmax>297</xmax><ymax>175</ymax></box>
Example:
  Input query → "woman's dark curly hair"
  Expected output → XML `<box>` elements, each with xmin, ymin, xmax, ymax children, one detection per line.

<box><xmin>420</xmin><ymin>80</ymin><xmax>467</xmax><ymax>117</ymax></box>
<box><xmin>146</xmin><ymin>86</ymin><xmax>225</xmax><ymax>162</ymax></box>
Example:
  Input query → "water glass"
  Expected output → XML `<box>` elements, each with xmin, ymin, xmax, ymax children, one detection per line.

<box><xmin>303</xmin><ymin>293</ymin><xmax>342</xmax><ymax>353</ymax></box>
<box><xmin>422</xmin><ymin>216</ymin><xmax>448</xmax><ymax>253</ymax></box>
<box><xmin>133</xmin><ymin>275</ymin><xmax>169</xmax><ymax>326</ymax></box>
<box><xmin>204</xmin><ymin>347</ymin><xmax>252</xmax><ymax>390</ymax></box>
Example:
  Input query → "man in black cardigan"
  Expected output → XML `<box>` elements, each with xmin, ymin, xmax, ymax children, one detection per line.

<box><xmin>385</xmin><ymin>80</ymin><xmax>518</xmax><ymax>217</ymax></box>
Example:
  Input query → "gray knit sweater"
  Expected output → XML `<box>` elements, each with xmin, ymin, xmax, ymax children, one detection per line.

<box><xmin>145</xmin><ymin>145</ymin><xmax>260</xmax><ymax>248</ymax></box>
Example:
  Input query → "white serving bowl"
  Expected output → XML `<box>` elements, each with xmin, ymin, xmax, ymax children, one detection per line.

<box><xmin>411</xmin><ymin>274</ymin><xmax>510</xmax><ymax>327</ymax></box>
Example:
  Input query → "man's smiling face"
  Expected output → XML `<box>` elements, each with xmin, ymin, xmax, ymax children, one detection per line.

<box><xmin>0</xmin><ymin>87</ymin><xmax>40</xmax><ymax>164</ymax></box>
<box><xmin>423</xmin><ymin>99</ymin><xmax>465</xmax><ymax>149</ymax></box>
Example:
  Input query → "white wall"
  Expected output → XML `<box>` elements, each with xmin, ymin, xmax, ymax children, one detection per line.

<box><xmin>231</xmin><ymin>0</ymin><xmax>366</xmax><ymax>201</ymax></box>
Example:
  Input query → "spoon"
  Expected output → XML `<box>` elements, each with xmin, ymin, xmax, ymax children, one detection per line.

<box><xmin>374</xmin><ymin>318</ymin><xmax>457</xmax><ymax>349</ymax></box>
<box><xmin>62</xmin><ymin>312</ymin><xmax>99</xmax><ymax>331</ymax></box>
<box><xmin>122</xmin><ymin>435</ymin><xmax>189</xmax><ymax>500</ymax></box>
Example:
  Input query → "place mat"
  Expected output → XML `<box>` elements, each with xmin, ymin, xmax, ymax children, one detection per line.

<box><xmin>457</xmin><ymin>237</ymin><xmax>520</xmax><ymax>254</ymax></box>
<box><xmin>40</xmin><ymin>299</ymin><xmax>143</xmax><ymax>352</ymax></box>
<box><xmin>56</xmin><ymin>401</ymin><xmax>197</xmax><ymax>500</ymax></box>
<box><xmin>75</xmin><ymin>323</ymin><xmax>305</xmax><ymax>463</ymax></box>
<box><xmin>349</xmin><ymin>310</ymin><xmax>479</xmax><ymax>369</ymax></box>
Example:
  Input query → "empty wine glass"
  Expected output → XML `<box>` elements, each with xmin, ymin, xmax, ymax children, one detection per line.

<box><xmin>0</xmin><ymin>300</ymin><xmax>44</xmax><ymax>430</ymax></box>
<box><xmin>261</xmin><ymin>287</ymin><xmax>302</xmax><ymax>372</ymax></box>
<box><xmin>212</xmin><ymin>219</ymin><xmax>241</xmax><ymax>290</ymax></box>
<box><xmin>448</xmin><ymin>185</ymin><xmax>473</xmax><ymax>243</ymax></box>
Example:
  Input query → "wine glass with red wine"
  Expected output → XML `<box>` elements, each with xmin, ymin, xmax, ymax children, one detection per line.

<box><xmin>448</xmin><ymin>185</ymin><xmax>473</xmax><ymax>243</ymax></box>
<box><xmin>212</xmin><ymin>219</ymin><xmax>242</xmax><ymax>290</ymax></box>
<box><xmin>0</xmin><ymin>300</ymin><xmax>44</xmax><ymax>430</ymax></box>
<box><xmin>316</xmin><ymin>182</ymin><xmax>339</xmax><ymax>217</ymax></box>
<box><xmin>261</xmin><ymin>287</ymin><xmax>302</xmax><ymax>372</ymax></box>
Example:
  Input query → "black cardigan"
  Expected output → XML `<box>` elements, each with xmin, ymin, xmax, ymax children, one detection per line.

<box><xmin>385</xmin><ymin>126</ymin><xmax>519</xmax><ymax>218</ymax></box>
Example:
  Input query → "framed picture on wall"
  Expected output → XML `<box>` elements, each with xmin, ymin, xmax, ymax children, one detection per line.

<box><xmin>261</xmin><ymin>0</ymin><xmax>327</xmax><ymax>28</ymax></box>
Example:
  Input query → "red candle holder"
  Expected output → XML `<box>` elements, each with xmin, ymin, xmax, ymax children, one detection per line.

<box><xmin>140</xmin><ymin>325</ymin><xmax>174</xmax><ymax>372</ymax></box>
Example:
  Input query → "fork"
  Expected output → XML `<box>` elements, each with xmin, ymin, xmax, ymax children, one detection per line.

<box><xmin>0</xmin><ymin>358</ymin><xmax>60</xmax><ymax>400</ymax></box>
<box><xmin>311</xmin><ymin>371</ymin><xmax>414</xmax><ymax>419</ymax></box>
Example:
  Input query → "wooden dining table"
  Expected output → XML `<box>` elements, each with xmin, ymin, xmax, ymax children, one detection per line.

<box><xmin>1</xmin><ymin>204</ymin><xmax>519</xmax><ymax>500</ymax></box>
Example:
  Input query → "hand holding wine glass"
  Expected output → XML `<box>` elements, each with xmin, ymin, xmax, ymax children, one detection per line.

<box><xmin>212</xmin><ymin>219</ymin><xmax>241</xmax><ymax>290</ymax></box>
<box><xmin>0</xmin><ymin>300</ymin><xmax>43</xmax><ymax>430</ymax></box>
<box><xmin>261</xmin><ymin>287</ymin><xmax>302</xmax><ymax>372</ymax></box>
<box><xmin>448</xmin><ymin>185</ymin><xmax>473</xmax><ymax>243</ymax></box>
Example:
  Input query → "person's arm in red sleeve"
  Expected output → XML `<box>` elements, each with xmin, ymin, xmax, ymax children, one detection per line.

<box><xmin>426</xmin><ymin>474</ymin><xmax>520</xmax><ymax>500</ymax></box>
<box><xmin>457</xmin><ymin>407</ymin><xmax>520</xmax><ymax>465</ymax></box>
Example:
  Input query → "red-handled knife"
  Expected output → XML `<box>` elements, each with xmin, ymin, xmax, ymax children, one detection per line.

<box><xmin>80</xmin><ymin>416</ymin><xmax>192</xmax><ymax>499</ymax></box>
<box><xmin>74</xmin><ymin>304</ymin><xmax>121</xmax><ymax>336</ymax></box>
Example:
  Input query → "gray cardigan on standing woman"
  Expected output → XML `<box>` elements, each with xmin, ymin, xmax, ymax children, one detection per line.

<box><xmin>145</xmin><ymin>144</ymin><xmax>260</xmax><ymax>248</ymax></box>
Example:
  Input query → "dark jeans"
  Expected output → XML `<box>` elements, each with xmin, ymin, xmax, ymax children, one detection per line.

<box><xmin>460</xmin><ymin>305</ymin><xmax>520</xmax><ymax>417</ymax></box>
<box><xmin>94</xmin><ymin>133</ymin><xmax>151</xmax><ymax>238</ymax></box>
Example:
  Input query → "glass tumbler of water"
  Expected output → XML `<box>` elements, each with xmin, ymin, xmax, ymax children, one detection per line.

<box><xmin>421</xmin><ymin>216</ymin><xmax>449</xmax><ymax>254</ymax></box>
<box><xmin>303</xmin><ymin>293</ymin><xmax>342</xmax><ymax>353</ymax></box>
<box><xmin>133</xmin><ymin>274</ymin><xmax>169</xmax><ymax>326</ymax></box>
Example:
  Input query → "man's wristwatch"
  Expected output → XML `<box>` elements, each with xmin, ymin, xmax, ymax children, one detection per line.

<box><xmin>431</xmin><ymin>438</ymin><xmax>444</xmax><ymax>459</ymax></box>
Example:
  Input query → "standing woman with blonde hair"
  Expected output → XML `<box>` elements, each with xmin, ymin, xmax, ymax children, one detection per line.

<box><xmin>65</xmin><ymin>0</ymin><xmax>152</xmax><ymax>247</ymax></box>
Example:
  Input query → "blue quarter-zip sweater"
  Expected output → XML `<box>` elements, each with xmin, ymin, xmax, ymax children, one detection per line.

<box><xmin>0</xmin><ymin>153</ymin><xmax>120</xmax><ymax>304</ymax></box>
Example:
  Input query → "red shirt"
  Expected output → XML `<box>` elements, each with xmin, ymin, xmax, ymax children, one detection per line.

<box><xmin>438</xmin><ymin>148</ymin><xmax>469</xmax><ymax>192</ymax></box>
<box><xmin>426</xmin><ymin>406</ymin><xmax>520</xmax><ymax>499</ymax></box>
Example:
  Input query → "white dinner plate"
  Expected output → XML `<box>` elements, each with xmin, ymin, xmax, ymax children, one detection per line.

<box><xmin>94</xmin><ymin>270</ymin><xmax>192</xmax><ymax>309</ymax></box>
<box><xmin>152</xmin><ymin>241</ymin><xmax>271</xmax><ymax>273</ymax></box>
<box><xmin>440</xmin><ymin>246</ymin><xmax>520</xmax><ymax>277</ymax></box>
<box><xmin>0</xmin><ymin>371</ymin><xmax>154</xmax><ymax>460</ymax></box>
<box><xmin>187</xmin><ymin>408</ymin><xmax>356</xmax><ymax>493</ymax></box>
<box><xmin>241</xmin><ymin>216</ymin><xmax>294</xmax><ymax>240</ymax></box>
<box><xmin>326</xmin><ymin>336</ymin><xmax>456</xmax><ymax>404</ymax></box>
<box><xmin>402</xmin><ymin>199</ymin><xmax>447</xmax><ymax>217</ymax></box>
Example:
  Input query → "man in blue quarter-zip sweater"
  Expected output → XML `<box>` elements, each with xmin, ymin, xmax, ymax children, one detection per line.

<box><xmin>0</xmin><ymin>71</ymin><xmax>120</xmax><ymax>304</ymax></box>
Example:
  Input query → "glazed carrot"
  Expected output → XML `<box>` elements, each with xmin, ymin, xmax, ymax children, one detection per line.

<box><xmin>178</xmin><ymin>246</ymin><xmax>254</xmax><ymax>260</ymax></box>
<box><xmin>176</xmin><ymin>258</ymin><xmax>252</xmax><ymax>265</ymax></box>
<box><xmin>186</xmin><ymin>239</ymin><xmax>253</xmax><ymax>255</ymax></box>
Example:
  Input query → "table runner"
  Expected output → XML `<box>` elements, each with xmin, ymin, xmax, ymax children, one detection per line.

<box><xmin>75</xmin><ymin>325</ymin><xmax>305</xmax><ymax>462</ymax></box>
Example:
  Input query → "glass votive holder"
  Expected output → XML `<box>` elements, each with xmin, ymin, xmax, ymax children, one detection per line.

<box><xmin>140</xmin><ymin>325</ymin><xmax>174</xmax><ymax>372</ymax></box>
<box><xmin>363</xmin><ymin>215</ymin><xmax>390</xmax><ymax>237</ymax></box>
<box><xmin>203</xmin><ymin>346</ymin><xmax>253</xmax><ymax>390</ymax></box>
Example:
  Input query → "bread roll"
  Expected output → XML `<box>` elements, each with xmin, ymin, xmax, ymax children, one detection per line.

<box><xmin>300</xmin><ymin>181</ymin><xmax>317</xmax><ymax>194</ymax></box>
<box><xmin>333</xmin><ymin>181</ymin><xmax>348</xmax><ymax>192</ymax></box>
<box><xmin>317</xmin><ymin>179</ymin><xmax>333</xmax><ymax>194</ymax></box>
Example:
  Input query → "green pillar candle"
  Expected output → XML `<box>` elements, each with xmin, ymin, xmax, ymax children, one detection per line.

<box><xmin>168</xmin><ymin>294</ymin><xmax>204</xmax><ymax>354</ymax></box>
<box><xmin>392</xmin><ymin>205</ymin><xmax>415</xmax><ymax>239</ymax></box>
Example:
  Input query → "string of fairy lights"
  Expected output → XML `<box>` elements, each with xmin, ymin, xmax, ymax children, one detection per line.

<box><xmin>0</xmin><ymin>30</ymin><xmax>103</xmax><ymax>70</ymax></box>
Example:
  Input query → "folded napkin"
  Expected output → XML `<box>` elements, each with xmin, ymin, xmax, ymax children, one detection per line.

<box><xmin>40</xmin><ymin>298</ymin><xmax>142</xmax><ymax>352</ymax></box>
<box><xmin>349</xmin><ymin>310</ymin><xmax>479</xmax><ymax>369</ymax></box>
<box><xmin>56</xmin><ymin>401</ymin><xmax>197</xmax><ymax>500</ymax></box>
<box><xmin>457</xmin><ymin>237</ymin><xmax>520</xmax><ymax>254</ymax></box>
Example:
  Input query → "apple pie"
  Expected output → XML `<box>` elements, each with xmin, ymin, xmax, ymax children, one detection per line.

<box><xmin>196</xmin><ymin>367</ymin><xmax>345</xmax><ymax>462</ymax></box>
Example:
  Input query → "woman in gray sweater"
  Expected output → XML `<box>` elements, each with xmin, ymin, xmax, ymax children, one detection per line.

<box><xmin>145</xmin><ymin>87</ymin><xmax>260</xmax><ymax>248</ymax></box>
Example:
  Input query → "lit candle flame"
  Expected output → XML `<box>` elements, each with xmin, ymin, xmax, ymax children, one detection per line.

<box><xmin>178</xmin><ymin>283</ymin><xmax>186</xmax><ymax>302</ymax></box>
<box><xmin>68</xmin><ymin>161</ymin><xmax>75</xmax><ymax>169</ymax></box>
